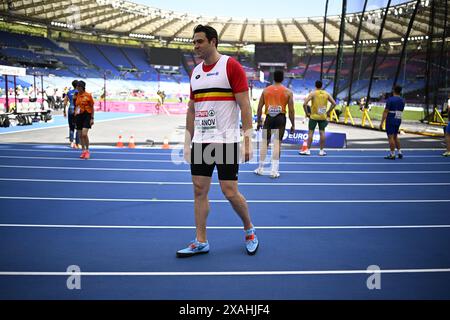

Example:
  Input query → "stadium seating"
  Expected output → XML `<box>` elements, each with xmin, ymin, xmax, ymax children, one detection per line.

<box><xmin>0</xmin><ymin>31</ymin><xmax>431</xmax><ymax>106</ymax></box>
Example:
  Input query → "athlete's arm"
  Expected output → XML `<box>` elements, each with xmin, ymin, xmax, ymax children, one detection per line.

<box><xmin>236</xmin><ymin>91</ymin><xmax>253</xmax><ymax>162</ymax></box>
<box><xmin>256</xmin><ymin>90</ymin><xmax>265</xmax><ymax>130</ymax></box>
<box><xmin>326</xmin><ymin>93</ymin><xmax>337</xmax><ymax>117</ymax></box>
<box><xmin>227</xmin><ymin>57</ymin><xmax>252</xmax><ymax>162</ymax></box>
<box><xmin>89</xmin><ymin>94</ymin><xmax>95</xmax><ymax>124</ymax></box>
<box><xmin>185</xmin><ymin>99</ymin><xmax>195</xmax><ymax>143</ymax></box>
<box><xmin>287</xmin><ymin>90</ymin><xmax>295</xmax><ymax>132</ymax></box>
<box><xmin>380</xmin><ymin>101</ymin><xmax>390</xmax><ymax>130</ymax></box>
<box><xmin>303</xmin><ymin>94</ymin><xmax>312</xmax><ymax>117</ymax></box>
<box><xmin>63</xmin><ymin>95</ymin><xmax>69</xmax><ymax>117</ymax></box>
<box><xmin>184</xmin><ymin>99</ymin><xmax>195</xmax><ymax>163</ymax></box>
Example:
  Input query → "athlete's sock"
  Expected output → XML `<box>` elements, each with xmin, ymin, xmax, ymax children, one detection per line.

<box><xmin>271</xmin><ymin>160</ymin><xmax>279</xmax><ymax>173</ymax></box>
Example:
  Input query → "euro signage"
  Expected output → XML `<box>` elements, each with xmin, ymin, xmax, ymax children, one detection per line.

<box><xmin>282</xmin><ymin>129</ymin><xmax>347</xmax><ymax>148</ymax></box>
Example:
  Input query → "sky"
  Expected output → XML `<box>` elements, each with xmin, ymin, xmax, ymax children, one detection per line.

<box><xmin>132</xmin><ymin>0</ymin><xmax>409</xmax><ymax>19</ymax></box>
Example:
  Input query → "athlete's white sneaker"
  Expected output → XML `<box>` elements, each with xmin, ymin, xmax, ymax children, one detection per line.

<box><xmin>299</xmin><ymin>149</ymin><xmax>310</xmax><ymax>155</ymax></box>
<box><xmin>270</xmin><ymin>171</ymin><xmax>280</xmax><ymax>179</ymax></box>
<box><xmin>254</xmin><ymin>167</ymin><xmax>264</xmax><ymax>175</ymax></box>
<box><xmin>319</xmin><ymin>150</ymin><xmax>327</xmax><ymax>156</ymax></box>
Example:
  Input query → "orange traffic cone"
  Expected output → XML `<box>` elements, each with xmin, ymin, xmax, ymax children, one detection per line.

<box><xmin>128</xmin><ymin>135</ymin><xmax>136</xmax><ymax>148</ymax></box>
<box><xmin>116</xmin><ymin>135</ymin><xmax>124</xmax><ymax>148</ymax></box>
<box><xmin>300</xmin><ymin>139</ymin><xmax>308</xmax><ymax>153</ymax></box>
<box><xmin>162</xmin><ymin>137</ymin><xmax>170</xmax><ymax>149</ymax></box>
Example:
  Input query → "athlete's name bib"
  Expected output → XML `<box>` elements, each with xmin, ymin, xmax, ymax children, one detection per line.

<box><xmin>268</xmin><ymin>106</ymin><xmax>282</xmax><ymax>117</ymax></box>
<box><xmin>389</xmin><ymin>110</ymin><xmax>403</xmax><ymax>119</ymax></box>
<box><xmin>318</xmin><ymin>106</ymin><xmax>327</xmax><ymax>115</ymax></box>
<box><xmin>195</xmin><ymin>109</ymin><xmax>217</xmax><ymax>132</ymax></box>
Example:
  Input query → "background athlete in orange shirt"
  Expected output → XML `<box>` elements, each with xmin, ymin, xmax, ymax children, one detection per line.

<box><xmin>74</xmin><ymin>80</ymin><xmax>95</xmax><ymax>159</ymax></box>
<box><xmin>255</xmin><ymin>70</ymin><xmax>295</xmax><ymax>178</ymax></box>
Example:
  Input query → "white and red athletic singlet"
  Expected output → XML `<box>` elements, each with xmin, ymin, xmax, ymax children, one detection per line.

<box><xmin>190</xmin><ymin>55</ymin><xmax>248</xmax><ymax>143</ymax></box>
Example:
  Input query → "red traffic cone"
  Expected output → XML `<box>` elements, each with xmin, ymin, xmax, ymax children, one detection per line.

<box><xmin>162</xmin><ymin>137</ymin><xmax>170</xmax><ymax>149</ymax></box>
<box><xmin>116</xmin><ymin>135</ymin><xmax>124</xmax><ymax>148</ymax></box>
<box><xmin>128</xmin><ymin>135</ymin><xmax>136</xmax><ymax>148</ymax></box>
<box><xmin>300</xmin><ymin>139</ymin><xmax>308</xmax><ymax>153</ymax></box>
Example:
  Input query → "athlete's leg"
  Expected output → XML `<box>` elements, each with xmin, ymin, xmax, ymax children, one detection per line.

<box><xmin>307</xmin><ymin>130</ymin><xmax>314</xmax><ymax>149</ymax></box>
<box><xmin>192</xmin><ymin>175</ymin><xmax>212</xmax><ymax>243</ymax></box>
<box><xmin>446</xmin><ymin>133</ymin><xmax>450</xmax><ymax>152</ymax></box>
<box><xmin>68</xmin><ymin>113</ymin><xmax>75</xmax><ymax>144</ymax></box>
<box><xmin>319</xmin><ymin>130</ymin><xmax>326</xmax><ymax>150</ymax></box>
<box><xmin>259</xmin><ymin>127</ymin><xmax>270</xmax><ymax>165</ymax></box>
<box><xmin>388</xmin><ymin>134</ymin><xmax>396</xmax><ymax>153</ymax></box>
<box><xmin>219</xmin><ymin>179</ymin><xmax>252</xmax><ymax>230</ymax></box>
<box><xmin>394</xmin><ymin>133</ymin><xmax>402</xmax><ymax>152</ymax></box>
<box><xmin>272</xmin><ymin>129</ymin><xmax>281</xmax><ymax>160</ymax></box>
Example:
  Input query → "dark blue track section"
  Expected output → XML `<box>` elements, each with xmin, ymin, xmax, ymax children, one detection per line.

<box><xmin>2</xmin><ymin>228</ymin><xmax>450</xmax><ymax>271</ymax></box>
<box><xmin>1</xmin><ymin>180</ymin><xmax>450</xmax><ymax>200</ymax></box>
<box><xmin>2</xmin><ymin>273</ymin><xmax>450</xmax><ymax>300</ymax></box>
<box><xmin>2</xmin><ymin>167</ymin><xmax>450</xmax><ymax>183</ymax></box>
<box><xmin>0</xmin><ymin>143</ymin><xmax>449</xmax><ymax>299</ymax></box>
<box><xmin>1</xmin><ymin>201</ymin><xmax>450</xmax><ymax>226</ymax></box>
<box><xmin>0</xmin><ymin>228</ymin><xmax>449</xmax><ymax>299</ymax></box>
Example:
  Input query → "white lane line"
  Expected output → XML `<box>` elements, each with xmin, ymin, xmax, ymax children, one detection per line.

<box><xmin>0</xmin><ymin>148</ymin><xmax>445</xmax><ymax>158</ymax></box>
<box><xmin>0</xmin><ymin>196</ymin><xmax>449</xmax><ymax>203</ymax></box>
<box><xmin>0</xmin><ymin>155</ymin><xmax>175</xmax><ymax>163</ymax></box>
<box><xmin>0</xmin><ymin>115</ymin><xmax>150</xmax><ymax>135</ymax></box>
<box><xmin>0</xmin><ymin>165</ymin><xmax>186</xmax><ymax>172</ymax></box>
<box><xmin>1</xmin><ymin>268</ymin><xmax>450</xmax><ymax>276</ymax></box>
<box><xmin>0</xmin><ymin>148</ymin><xmax>173</xmax><ymax>155</ymax></box>
<box><xmin>0</xmin><ymin>155</ymin><xmax>448</xmax><ymax>166</ymax></box>
<box><xmin>1</xmin><ymin>224</ymin><xmax>449</xmax><ymax>230</ymax></box>
<box><xmin>1</xmin><ymin>165</ymin><xmax>449</xmax><ymax>174</ymax></box>
<box><xmin>1</xmin><ymin>178</ymin><xmax>450</xmax><ymax>187</ymax></box>
<box><xmin>0</xmin><ymin>145</ymin><xmax>443</xmax><ymax>151</ymax></box>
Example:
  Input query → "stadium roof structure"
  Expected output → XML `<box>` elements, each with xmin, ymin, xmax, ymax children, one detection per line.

<box><xmin>1</xmin><ymin>0</ymin><xmax>447</xmax><ymax>46</ymax></box>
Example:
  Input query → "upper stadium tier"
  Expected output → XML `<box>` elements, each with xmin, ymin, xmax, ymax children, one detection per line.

<box><xmin>1</xmin><ymin>0</ymin><xmax>446</xmax><ymax>45</ymax></box>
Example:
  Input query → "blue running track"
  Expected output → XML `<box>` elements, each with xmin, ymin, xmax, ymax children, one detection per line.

<box><xmin>0</xmin><ymin>144</ymin><xmax>449</xmax><ymax>299</ymax></box>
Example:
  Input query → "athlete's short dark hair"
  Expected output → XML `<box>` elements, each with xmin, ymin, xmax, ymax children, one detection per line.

<box><xmin>315</xmin><ymin>80</ymin><xmax>323</xmax><ymax>89</ymax></box>
<box><xmin>393</xmin><ymin>85</ymin><xmax>402</xmax><ymax>94</ymax></box>
<box><xmin>77</xmin><ymin>80</ymin><xmax>86</xmax><ymax>89</ymax></box>
<box><xmin>72</xmin><ymin>80</ymin><xmax>78</xmax><ymax>88</ymax></box>
<box><xmin>193</xmin><ymin>24</ymin><xmax>219</xmax><ymax>48</ymax></box>
<box><xmin>273</xmin><ymin>70</ymin><xmax>284</xmax><ymax>83</ymax></box>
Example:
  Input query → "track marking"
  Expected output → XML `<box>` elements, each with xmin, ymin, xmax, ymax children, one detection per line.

<box><xmin>1</xmin><ymin>178</ymin><xmax>449</xmax><ymax>186</ymax></box>
<box><xmin>0</xmin><ymin>155</ymin><xmax>448</xmax><ymax>166</ymax></box>
<box><xmin>1</xmin><ymin>165</ymin><xmax>449</xmax><ymax>174</ymax></box>
<box><xmin>1</xmin><ymin>268</ymin><xmax>449</xmax><ymax>276</ymax></box>
<box><xmin>0</xmin><ymin>145</ymin><xmax>443</xmax><ymax>151</ymax></box>
<box><xmin>0</xmin><ymin>148</ymin><xmax>445</xmax><ymax>158</ymax></box>
<box><xmin>0</xmin><ymin>156</ymin><xmax>175</xmax><ymax>163</ymax></box>
<box><xmin>0</xmin><ymin>196</ymin><xmax>449</xmax><ymax>203</ymax></box>
<box><xmin>1</xmin><ymin>223</ymin><xmax>449</xmax><ymax>230</ymax></box>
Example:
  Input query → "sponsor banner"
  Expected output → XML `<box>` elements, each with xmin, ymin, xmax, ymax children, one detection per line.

<box><xmin>282</xmin><ymin>129</ymin><xmax>347</xmax><ymax>148</ymax></box>
<box><xmin>0</xmin><ymin>65</ymin><xmax>26</xmax><ymax>76</ymax></box>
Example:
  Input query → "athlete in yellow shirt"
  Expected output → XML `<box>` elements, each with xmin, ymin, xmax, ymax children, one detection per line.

<box><xmin>301</xmin><ymin>80</ymin><xmax>336</xmax><ymax>156</ymax></box>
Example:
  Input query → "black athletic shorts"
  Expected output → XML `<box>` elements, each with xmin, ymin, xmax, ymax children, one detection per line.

<box><xmin>190</xmin><ymin>143</ymin><xmax>239</xmax><ymax>181</ymax></box>
<box><xmin>263</xmin><ymin>113</ymin><xmax>287</xmax><ymax>142</ymax></box>
<box><xmin>76</xmin><ymin>111</ymin><xmax>92</xmax><ymax>130</ymax></box>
